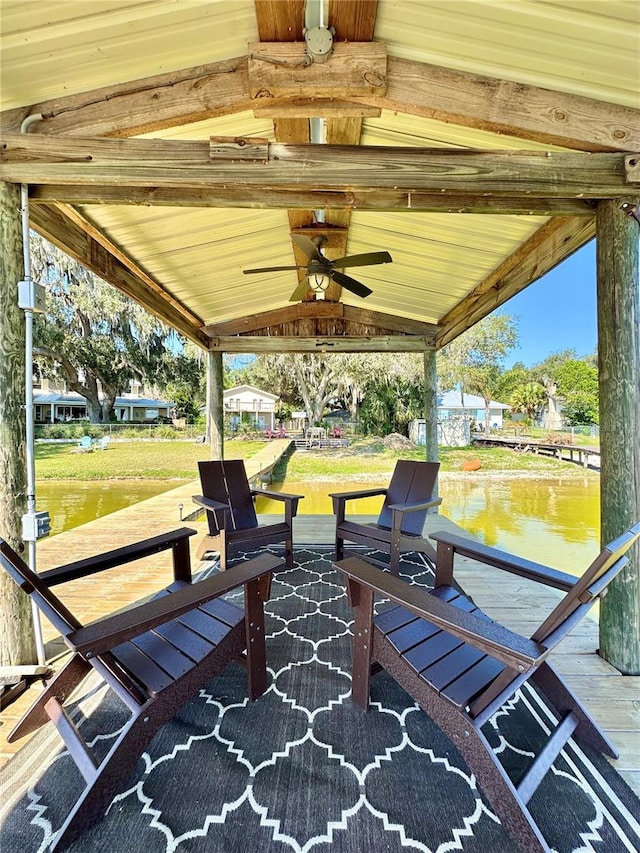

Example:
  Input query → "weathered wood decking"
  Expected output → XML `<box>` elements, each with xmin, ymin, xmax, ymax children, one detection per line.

<box><xmin>1</xmin><ymin>473</ymin><xmax>638</xmax><ymax>797</ymax></box>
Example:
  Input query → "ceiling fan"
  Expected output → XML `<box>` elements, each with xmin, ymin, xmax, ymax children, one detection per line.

<box><xmin>242</xmin><ymin>234</ymin><xmax>392</xmax><ymax>301</ymax></box>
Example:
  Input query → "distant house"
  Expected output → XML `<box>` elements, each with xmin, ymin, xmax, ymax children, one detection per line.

<box><xmin>410</xmin><ymin>390</ymin><xmax>511</xmax><ymax>447</ymax></box>
<box><xmin>33</xmin><ymin>378</ymin><xmax>173</xmax><ymax>423</ymax></box>
<box><xmin>436</xmin><ymin>390</ymin><xmax>510</xmax><ymax>430</ymax></box>
<box><xmin>224</xmin><ymin>385</ymin><xmax>279</xmax><ymax>432</ymax></box>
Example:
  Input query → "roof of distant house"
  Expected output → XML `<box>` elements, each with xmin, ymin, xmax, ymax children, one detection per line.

<box><xmin>223</xmin><ymin>385</ymin><xmax>279</xmax><ymax>401</ymax></box>
<box><xmin>34</xmin><ymin>391</ymin><xmax>173</xmax><ymax>408</ymax></box>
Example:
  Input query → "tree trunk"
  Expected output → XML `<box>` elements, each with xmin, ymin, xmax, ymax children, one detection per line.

<box><xmin>207</xmin><ymin>351</ymin><xmax>224</xmax><ymax>460</ymax></box>
<box><xmin>596</xmin><ymin>199</ymin><xmax>640</xmax><ymax>674</ymax></box>
<box><xmin>0</xmin><ymin>181</ymin><xmax>36</xmax><ymax>665</ymax></box>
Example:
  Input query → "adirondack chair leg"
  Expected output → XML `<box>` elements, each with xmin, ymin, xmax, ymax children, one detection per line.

<box><xmin>8</xmin><ymin>654</ymin><xmax>91</xmax><ymax>742</ymax></box>
<box><xmin>245</xmin><ymin>578</ymin><xmax>268</xmax><ymax>700</ymax></box>
<box><xmin>335</xmin><ymin>533</ymin><xmax>345</xmax><ymax>563</ymax></box>
<box><xmin>452</xmin><ymin>720</ymin><xmax>551</xmax><ymax>853</ymax></box>
<box><xmin>347</xmin><ymin>580</ymin><xmax>374</xmax><ymax>709</ymax></box>
<box><xmin>531</xmin><ymin>662</ymin><xmax>619</xmax><ymax>758</ymax></box>
<box><xmin>51</xmin><ymin>708</ymin><xmax>157</xmax><ymax>851</ymax></box>
<box><xmin>284</xmin><ymin>536</ymin><xmax>294</xmax><ymax>568</ymax></box>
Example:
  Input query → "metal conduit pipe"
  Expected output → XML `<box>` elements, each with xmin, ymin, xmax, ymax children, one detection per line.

<box><xmin>20</xmin><ymin>113</ymin><xmax>46</xmax><ymax>664</ymax></box>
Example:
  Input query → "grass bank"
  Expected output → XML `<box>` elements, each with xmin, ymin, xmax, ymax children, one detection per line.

<box><xmin>34</xmin><ymin>439</ymin><xmax>267</xmax><ymax>480</ymax></box>
<box><xmin>34</xmin><ymin>438</ymin><xmax>598</xmax><ymax>481</ymax></box>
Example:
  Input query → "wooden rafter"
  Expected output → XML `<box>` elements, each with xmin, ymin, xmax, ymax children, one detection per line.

<box><xmin>2</xmin><ymin>57</ymin><xmax>636</xmax><ymax>152</ymax></box>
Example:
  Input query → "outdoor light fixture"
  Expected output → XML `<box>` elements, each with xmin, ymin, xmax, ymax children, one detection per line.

<box><xmin>309</xmin><ymin>270</ymin><xmax>331</xmax><ymax>299</ymax></box>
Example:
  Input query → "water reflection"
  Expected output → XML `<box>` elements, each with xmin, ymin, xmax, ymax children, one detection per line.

<box><xmin>260</xmin><ymin>476</ymin><xmax>600</xmax><ymax>573</ymax></box>
<box><xmin>37</xmin><ymin>481</ymin><xmax>175</xmax><ymax>537</ymax></box>
<box><xmin>38</xmin><ymin>475</ymin><xmax>600</xmax><ymax>576</ymax></box>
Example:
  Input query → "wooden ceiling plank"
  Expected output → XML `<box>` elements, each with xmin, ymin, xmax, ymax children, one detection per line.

<box><xmin>436</xmin><ymin>217</ymin><xmax>596</xmax><ymax>348</ymax></box>
<box><xmin>28</xmin><ymin>184</ymin><xmax>595</xmax><ymax>215</ymax></box>
<box><xmin>29</xmin><ymin>203</ymin><xmax>208</xmax><ymax>348</ymax></box>
<box><xmin>375</xmin><ymin>57</ymin><xmax>640</xmax><ymax>153</ymax></box>
<box><xmin>2</xmin><ymin>137</ymin><xmax>634</xmax><ymax>198</ymax></box>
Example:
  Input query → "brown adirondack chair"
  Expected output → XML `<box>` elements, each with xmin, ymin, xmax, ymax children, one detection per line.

<box><xmin>192</xmin><ymin>459</ymin><xmax>303</xmax><ymax>569</ymax></box>
<box><xmin>0</xmin><ymin>528</ymin><xmax>283</xmax><ymax>852</ymax></box>
<box><xmin>330</xmin><ymin>459</ymin><xmax>442</xmax><ymax>575</ymax></box>
<box><xmin>335</xmin><ymin>521</ymin><xmax>640</xmax><ymax>853</ymax></box>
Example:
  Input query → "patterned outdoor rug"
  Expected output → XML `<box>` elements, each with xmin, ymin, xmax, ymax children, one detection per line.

<box><xmin>1</xmin><ymin>547</ymin><xmax>639</xmax><ymax>853</ymax></box>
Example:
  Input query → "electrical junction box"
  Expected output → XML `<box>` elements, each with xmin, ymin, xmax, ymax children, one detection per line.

<box><xmin>22</xmin><ymin>511</ymin><xmax>51</xmax><ymax>541</ymax></box>
<box><xmin>17</xmin><ymin>279</ymin><xmax>46</xmax><ymax>312</ymax></box>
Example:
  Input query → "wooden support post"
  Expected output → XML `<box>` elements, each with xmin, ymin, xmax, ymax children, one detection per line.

<box><xmin>596</xmin><ymin>198</ymin><xmax>640</xmax><ymax>674</ymax></box>
<box><xmin>0</xmin><ymin>180</ymin><xmax>36</xmax><ymax>665</ymax></box>
<box><xmin>423</xmin><ymin>350</ymin><xmax>439</xmax><ymax>507</ymax></box>
<box><xmin>206</xmin><ymin>350</ymin><xmax>224</xmax><ymax>461</ymax></box>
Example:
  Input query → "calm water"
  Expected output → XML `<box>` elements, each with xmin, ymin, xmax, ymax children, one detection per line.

<box><xmin>259</xmin><ymin>476</ymin><xmax>600</xmax><ymax>573</ymax></box>
<box><xmin>37</xmin><ymin>475</ymin><xmax>600</xmax><ymax>574</ymax></box>
<box><xmin>36</xmin><ymin>480</ymin><xmax>176</xmax><ymax>537</ymax></box>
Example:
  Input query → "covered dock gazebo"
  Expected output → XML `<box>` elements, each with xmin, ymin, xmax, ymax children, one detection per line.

<box><xmin>0</xmin><ymin>0</ymin><xmax>638</xmax><ymax>679</ymax></box>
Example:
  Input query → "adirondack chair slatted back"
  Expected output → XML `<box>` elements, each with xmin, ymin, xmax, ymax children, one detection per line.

<box><xmin>532</xmin><ymin>521</ymin><xmax>640</xmax><ymax>645</ymax></box>
<box><xmin>377</xmin><ymin>460</ymin><xmax>439</xmax><ymax>535</ymax></box>
<box><xmin>0</xmin><ymin>540</ymin><xmax>83</xmax><ymax>637</ymax></box>
<box><xmin>198</xmin><ymin>459</ymin><xmax>258</xmax><ymax>534</ymax></box>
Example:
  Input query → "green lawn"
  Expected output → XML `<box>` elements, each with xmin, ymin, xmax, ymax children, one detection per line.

<box><xmin>34</xmin><ymin>437</ymin><xmax>599</xmax><ymax>481</ymax></box>
<box><xmin>35</xmin><ymin>439</ymin><xmax>267</xmax><ymax>480</ymax></box>
<box><xmin>280</xmin><ymin>442</ymin><xmax>598</xmax><ymax>479</ymax></box>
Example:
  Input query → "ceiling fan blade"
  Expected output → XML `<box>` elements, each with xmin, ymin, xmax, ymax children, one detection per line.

<box><xmin>331</xmin><ymin>251</ymin><xmax>392</xmax><ymax>269</ymax></box>
<box><xmin>243</xmin><ymin>265</ymin><xmax>306</xmax><ymax>274</ymax></box>
<box><xmin>289</xmin><ymin>279</ymin><xmax>311</xmax><ymax>301</ymax></box>
<box><xmin>331</xmin><ymin>270</ymin><xmax>373</xmax><ymax>298</ymax></box>
<box><xmin>291</xmin><ymin>234</ymin><xmax>323</xmax><ymax>261</ymax></box>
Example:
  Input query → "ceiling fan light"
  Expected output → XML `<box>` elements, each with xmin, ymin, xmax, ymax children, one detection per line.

<box><xmin>309</xmin><ymin>271</ymin><xmax>331</xmax><ymax>293</ymax></box>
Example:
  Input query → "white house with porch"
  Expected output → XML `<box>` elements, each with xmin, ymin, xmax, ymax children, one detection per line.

<box><xmin>224</xmin><ymin>385</ymin><xmax>279</xmax><ymax>432</ymax></box>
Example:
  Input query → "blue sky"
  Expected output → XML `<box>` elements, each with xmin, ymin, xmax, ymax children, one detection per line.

<box><xmin>502</xmin><ymin>240</ymin><xmax>598</xmax><ymax>369</ymax></box>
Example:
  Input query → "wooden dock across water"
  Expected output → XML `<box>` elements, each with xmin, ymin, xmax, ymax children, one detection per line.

<box><xmin>1</xmin><ymin>470</ymin><xmax>638</xmax><ymax>796</ymax></box>
<box><xmin>472</xmin><ymin>434</ymin><xmax>601</xmax><ymax>469</ymax></box>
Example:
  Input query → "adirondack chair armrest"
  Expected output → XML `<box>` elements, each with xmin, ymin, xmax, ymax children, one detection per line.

<box><xmin>429</xmin><ymin>530</ymin><xmax>577</xmax><ymax>592</ymax></box>
<box><xmin>336</xmin><ymin>556</ymin><xmax>545</xmax><ymax>672</ymax></box>
<box><xmin>68</xmin><ymin>552</ymin><xmax>284</xmax><ymax>658</ymax></box>
<box><xmin>387</xmin><ymin>496</ymin><xmax>443</xmax><ymax>529</ymax></box>
<box><xmin>192</xmin><ymin>494</ymin><xmax>229</xmax><ymax>513</ymax></box>
<box><xmin>330</xmin><ymin>488</ymin><xmax>388</xmax><ymax>523</ymax></box>
<box><xmin>39</xmin><ymin>528</ymin><xmax>198</xmax><ymax>587</ymax></box>
<box><xmin>329</xmin><ymin>487</ymin><xmax>388</xmax><ymax>503</ymax></box>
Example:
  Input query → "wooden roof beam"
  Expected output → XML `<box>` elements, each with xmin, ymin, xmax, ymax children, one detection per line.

<box><xmin>208</xmin><ymin>335</ymin><xmax>434</xmax><ymax>353</ymax></box>
<box><xmin>2</xmin><ymin>137</ymin><xmax>636</xmax><ymax>199</ymax></box>
<box><xmin>28</xmin><ymin>184</ymin><xmax>594</xmax><ymax>215</ymax></box>
<box><xmin>203</xmin><ymin>302</ymin><xmax>437</xmax><ymax>337</ymax></box>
